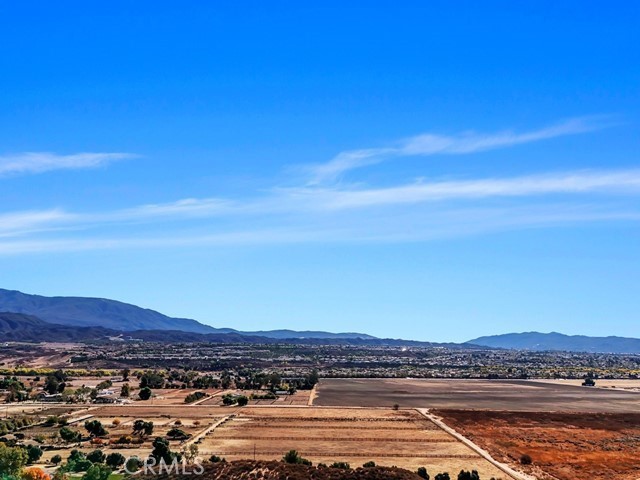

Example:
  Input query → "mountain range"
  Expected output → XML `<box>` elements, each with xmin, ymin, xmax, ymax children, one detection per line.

<box><xmin>2</xmin><ymin>288</ymin><xmax>640</xmax><ymax>353</ymax></box>
<box><xmin>467</xmin><ymin>331</ymin><xmax>640</xmax><ymax>354</ymax></box>
<box><xmin>0</xmin><ymin>288</ymin><xmax>373</xmax><ymax>340</ymax></box>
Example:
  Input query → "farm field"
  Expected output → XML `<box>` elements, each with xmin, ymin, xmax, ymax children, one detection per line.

<box><xmin>198</xmin><ymin>407</ymin><xmax>510</xmax><ymax>478</ymax></box>
<box><xmin>314</xmin><ymin>378</ymin><xmax>640</xmax><ymax>412</ymax></box>
<box><xmin>197</xmin><ymin>389</ymin><xmax>312</xmax><ymax>406</ymax></box>
<box><xmin>434</xmin><ymin>409</ymin><xmax>640</xmax><ymax>480</ymax></box>
<box><xmin>533</xmin><ymin>378</ymin><xmax>640</xmax><ymax>392</ymax></box>
<box><xmin>21</xmin><ymin>405</ymin><xmax>512</xmax><ymax>479</ymax></box>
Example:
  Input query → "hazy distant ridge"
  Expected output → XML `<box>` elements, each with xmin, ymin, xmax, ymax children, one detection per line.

<box><xmin>0</xmin><ymin>288</ymin><xmax>374</xmax><ymax>340</ymax></box>
<box><xmin>467</xmin><ymin>331</ymin><xmax>640</xmax><ymax>354</ymax></box>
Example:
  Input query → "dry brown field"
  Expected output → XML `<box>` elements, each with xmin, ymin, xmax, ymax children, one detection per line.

<box><xmin>197</xmin><ymin>407</ymin><xmax>510</xmax><ymax>478</ymax></box>
<box><xmin>196</xmin><ymin>389</ymin><xmax>312</xmax><ymax>406</ymax></box>
<box><xmin>21</xmin><ymin>404</ymin><xmax>512</xmax><ymax>478</ymax></box>
<box><xmin>314</xmin><ymin>378</ymin><xmax>640</xmax><ymax>412</ymax></box>
<box><xmin>533</xmin><ymin>378</ymin><xmax>640</xmax><ymax>392</ymax></box>
<box><xmin>434</xmin><ymin>409</ymin><xmax>640</xmax><ymax>480</ymax></box>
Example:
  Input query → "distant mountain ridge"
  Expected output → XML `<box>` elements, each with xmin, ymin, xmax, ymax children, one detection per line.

<box><xmin>0</xmin><ymin>288</ymin><xmax>374</xmax><ymax>340</ymax></box>
<box><xmin>0</xmin><ymin>312</ymin><xmax>115</xmax><ymax>342</ymax></box>
<box><xmin>0</xmin><ymin>311</ymin><xmax>452</xmax><ymax>347</ymax></box>
<box><xmin>467</xmin><ymin>331</ymin><xmax>640</xmax><ymax>354</ymax></box>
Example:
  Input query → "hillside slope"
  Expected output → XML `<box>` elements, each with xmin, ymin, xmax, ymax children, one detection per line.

<box><xmin>0</xmin><ymin>289</ymin><xmax>375</xmax><ymax>339</ymax></box>
<box><xmin>0</xmin><ymin>288</ymin><xmax>215</xmax><ymax>333</ymax></box>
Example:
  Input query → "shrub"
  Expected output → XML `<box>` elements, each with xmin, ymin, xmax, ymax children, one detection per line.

<box><xmin>330</xmin><ymin>462</ymin><xmax>350</xmax><ymax>469</ymax></box>
<box><xmin>81</xmin><ymin>464</ymin><xmax>112</xmax><ymax>480</ymax></box>
<box><xmin>282</xmin><ymin>450</ymin><xmax>312</xmax><ymax>465</ymax></box>
<box><xmin>184</xmin><ymin>392</ymin><xmax>208</xmax><ymax>404</ymax></box>
<box><xmin>167</xmin><ymin>428</ymin><xmax>188</xmax><ymax>439</ymax></box>
<box><xmin>417</xmin><ymin>466</ymin><xmax>430</xmax><ymax>479</ymax></box>
<box><xmin>457</xmin><ymin>471</ymin><xmax>480</xmax><ymax>480</ymax></box>
<box><xmin>115</xmin><ymin>435</ymin><xmax>132</xmax><ymax>444</ymax></box>
<box><xmin>124</xmin><ymin>456</ymin><xmax>143</xmax><ymax>473</ymax></box>
<box><xmin>520</xmin><ymin>454</ymin><xmax>533</xmax><ymax>465</ymax></box>
<box><xmin>86</xmin><ymin>449</ymin><xmax>105</xmax><ymax>464</ymax></box>
<box><xmin>59</xmin><ymin>427</ymin><xmax>81</xmax><ymax>443</ymax></box>
<box><xmin>20</xmin><ymin>467</ymin><xmax>50</xmax><ymax>480</ymax></box>
<box><xmin>363</xmin><ymin>461</ymin><xmax>376</xmax><ymax>468</ymax></box>
<box><xmin>105</xmin><ymin>452</ymin><xmax>126</xmax><ymax>468</ymax></box>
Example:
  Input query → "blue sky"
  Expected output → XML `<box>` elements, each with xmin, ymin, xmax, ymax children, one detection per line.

<box><xmin>1</xmin><ymin>2</ymin><xmax>639</xmax><ymax>342</ymax></box>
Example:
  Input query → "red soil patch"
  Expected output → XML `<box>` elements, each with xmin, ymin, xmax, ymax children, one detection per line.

<box><xmin>434</xmin><ymin>409</ymin><xmax>640</xmax><ymax>480</ymax></box>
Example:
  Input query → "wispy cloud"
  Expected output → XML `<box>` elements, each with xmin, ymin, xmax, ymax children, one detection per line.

<box><xmin>0</xmin><ymin>152</ymin><xmax>136</xmax><ymax>177</ymax></box>
<box><xmin>1</xmin><ymin>118</ymin><xmax>635</xmax><ymax>255</ymax></box>
<box><xmin>290</xmin><ymin>169</ymin><xmax>640</xmax><ymax>210</ymax></box>
<box><xmin>305</xmin><ymin>116</ymin><xmax>611</xmax><ymax>184</ymax></box>
<box><xmin>1</xmin><ymin>203</ymin><xmax>638</xmax><ymax>256</ymax></box>
<box><xmin>1</xmin><ymin>168</ymin><xmax>640</xmax><ymax>248</ymax></box>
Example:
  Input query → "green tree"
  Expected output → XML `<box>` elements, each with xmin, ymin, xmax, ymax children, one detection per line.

<box><xmin>44</xmin><ymin>376</ymin><xmax>60</xmax><ymax>395</ymax></box>
<box><xmin>435</xmin><ymin>474</ymin><xmax>450</xmax><ymax>480</ymax></box>
<box><xmin>124</xmin><ymin>456</ymin><xmax>143</xmax><ymax>473</ymax></box>
<box><xmin>268</xmin><ymin>373</ymin><xmax>281</xmax><ymax>391</ymax></box>
<box><xmin>81</xmin><ymin>464</ymin><xmax>112</xmax><ymax>480</ymax></box>
<box><xmin>86</xmin><ymin>450</ymin><xmax>105</xmax><ymax>464</ymax></box>
<box><xmin>120</xmin><ymin>383</ymin><xmax>130</xmax><ymax>397</ymax></box>
<box><xmin>132</xmin><ymin>419</ymin><xmax>154</xmax><ymax>436</ymax></box>
<box><xmin>105</xmin><ymin>452</ymin><xmax>126</xmax><ymax>469</ymax></box>
<box><xmin>59</xmin><ymin>427</ymin><xmax>81</xmax><ymax>443</ymax></box>
<box><xmin>236</xmin><ymin>395</ymin><xmax>248</xmax><ymax>406</ymax></box>
<box><xmin>140</xmin><ymin>372</ymin><xmax>164</xmax><ymax>389</ymax></box>
<box><xmin>26</xmin><ymin>445</ymin><xmax>43</xmax><ymax>464</ymax></box>
<box><xmin>150</xmin><ymin>437</ymin><xmax>174</xmax><ymax>463</ymax></box>
<box><xmin>139</xmin><ymin>387</ymin><xmax>152</xmax><ymax>400</ymax></box>
<box><xmin>283</xmin><ymin>450</ymin><xmax>301</xmax><ymax>464</ymax></box>
<box><xmin>363</xmin><ymin>461</ymin><xmax>376</xmax><ymax>468</ymax></box>
<box><xmin>51</xmin><ymin>454</ymin><xmax>63</xmax><ymax>465</ymax></box>
<box><xmin>84</xmin><ymin>420</ymin><xmax>108</xmax><ymax>437</ymax></box>
<box><xmin>0</xmin><ymin>443</ymin><xmax>28</xmax><ymax>476</ymax></box>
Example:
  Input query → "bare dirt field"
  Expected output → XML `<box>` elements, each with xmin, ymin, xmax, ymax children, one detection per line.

<box><xmin>434</xmin><ymin>409</ymin><xmax>640</xmax><ymax>480</ymax></box>
<box><xmin>21</xmin><ymin>404</ymin><xmax>512</xmax><ymax>478</ymax></box>
<box><xmin>314</xmin><ymin>378</ymin><xmax>640</xmax><ymax>412</ymax></box>
<box><xmin>198</xmin><ymin>407</ymin><xmax>510</xmax><ymax>478</ymax></box>
<box><xmin>534</xmin><ymin>378</ymin><xmax>640</xmax><ymax>393</ymax></box>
